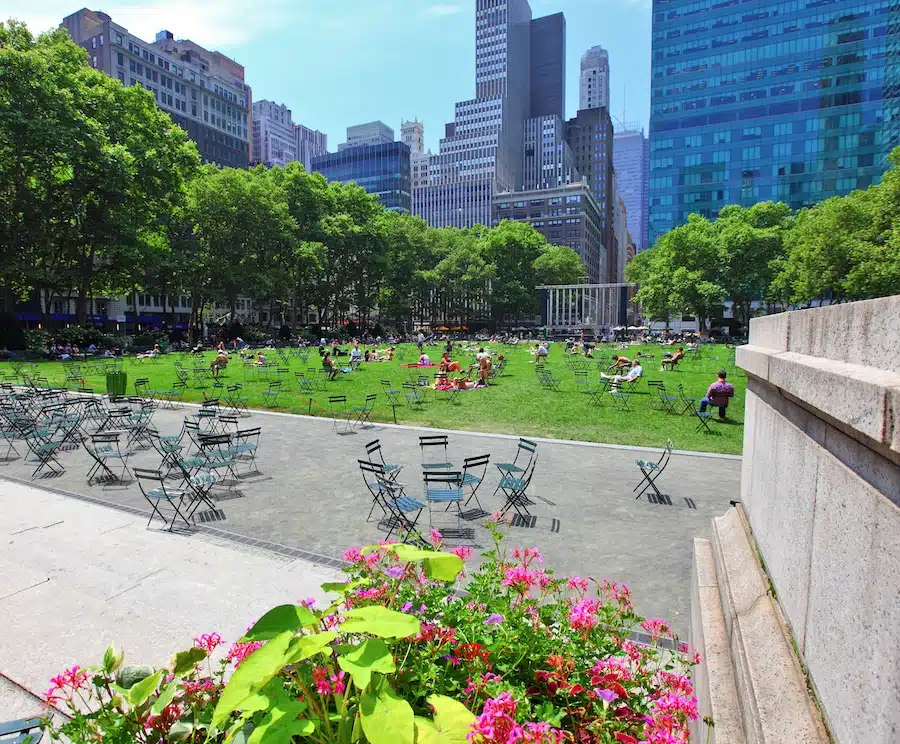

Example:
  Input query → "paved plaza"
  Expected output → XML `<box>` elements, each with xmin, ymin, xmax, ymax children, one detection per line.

<box><xmin>0</xmin><ymin>403</ymin><xmax>741</xmax><ymax>638</ymax></box>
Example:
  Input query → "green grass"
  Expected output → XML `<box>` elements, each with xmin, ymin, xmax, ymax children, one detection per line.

<box><xmin>2</xmin><ymin>343</ymin><xmax>746</xmax><ymax>454</ymax></box>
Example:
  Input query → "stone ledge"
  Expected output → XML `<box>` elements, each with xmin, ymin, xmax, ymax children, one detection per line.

<box><xmin>739</xmin><ymin>348</ymin><xmax>900</xmax><ymax>456</ymax></box>
<box><xmin>709</xmin><ymin>507</ymin><xmax>828</xmax><ymax>743</ymax></box>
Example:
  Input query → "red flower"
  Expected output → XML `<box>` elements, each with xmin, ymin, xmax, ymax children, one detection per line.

<box><xmin>615</xmin><ymin>733</ymin><xmax>638</xmax><ymax>744</ymax></box>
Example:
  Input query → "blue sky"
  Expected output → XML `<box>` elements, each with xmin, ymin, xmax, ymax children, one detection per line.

<box><xmin>11</xmin><ymin>0</ymin><xmax>652</xmax><ymax>151</ymax></box>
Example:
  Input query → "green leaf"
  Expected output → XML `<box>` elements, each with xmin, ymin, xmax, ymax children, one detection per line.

<box><xmin>212</xmin><ymin>631</ymin><xmax>294</xmax><ymax>729</ymax></box>
<box><xmin>369</xmin><ymin>544</ymin><xmax>463</xmax><ymax>582</ymax></box>
<box><xmin>171</xmin><ymin>647</ymin><xmax>208</xmax><ymax>676</ymax></box>
<box><xmin>415</xmin><ymin>696</ymin><xmax>475</xmax><ymax>744</ymax></box>
<box><xmin>360</xmin><ymin>677</ymin><xmax>415</xmax><ymax>744</ymax></box>
<box><xmin>340</xmin><ymin>606</ymin><xmax>421</xmax><ymax>639</ymax></box>
<box><xmin>151</xmin><ymin>681</ymin><xmax>178</xmax><ymax>715</ymax></box>
<box><xmin>337</xmin><ymin>638</ymin><xmax>396</xmax><ymax>690</ymax></box>
<box><xmin>247</xmin><ymin>703</ymin><xmax>314</xmax><ymax>744</ymax></box>
<box><xmin>103</xmin><ymin>644</ymin><xmax>124</xmax><ymax>675</ymax></box>
<box><xmin>283</xmin><ymin>632</ymin><xmax>338</xmax><ymax>664</ymax></box>
<box><xmin>168</xmin><ymin>722</ymin><xmax>196</xmax><ymax>742</ymax></box>
<box><xmin>127</xmin><ymin>669</ymin><xmax>163</xmax><ymax>707</ymax></box>
<box><xmin>321</xmin><ymin>582</ymin><xmax>351</xmax><ymax>594</ymax></box>
<box><xmin>242</xmin><ymin>605</ymin><xmax>318</xmax><ymax>641</ymax></box>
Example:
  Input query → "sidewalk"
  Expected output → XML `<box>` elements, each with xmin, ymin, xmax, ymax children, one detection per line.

<box><xmin>0</xmin><ymin>479</ymin><xmax>341</xmax><ymax>713</ymax></box>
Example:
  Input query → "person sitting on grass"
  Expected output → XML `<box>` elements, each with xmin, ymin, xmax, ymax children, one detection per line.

<box><xmin>418</xmin><ymin>351</ymin><xmax>431</xmax><ymax>366</ymax></box>
<box><xmin>699</xmin><ymin>369</ymin><xmax>735</xmax><ymax>420</ymax></box>
<box><xmin>322</xmin><ymin>351</ymin><xmax>339</xmax><ymax>380</ymax></box>
<box><xmin>661</xmin><ymin>347</ymin><xmax>685</xmax><ymax>371</ymax></box>
<box><xmin>601</xmin><ymin>359</ymin><xmax>643</xmax><ymax>388</ymax></box>
<box><xmin>350</xmin><ymin>344</ymin><xmax>362</xmax><ymax>365</ymax></box>
<box><xmin>255</xmin><ymin>350</ymin><xmax>267</xmax><ymax>366</ymax></box>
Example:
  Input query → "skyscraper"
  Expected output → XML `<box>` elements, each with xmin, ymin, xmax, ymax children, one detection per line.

<box><xmin>579</xmin><ymin>46</ymin><xmax>610</xmax><ymax>111</ymax></box>
<box><xmin>613</xmin><ymin>126</ymin><xmax>650</xmax><ymax>252</ymax></box>
<box><xmin>530</xmin><ymin>13</ymin><xmax>566</xmax><ymax>120</ymax></box>
<box><xmin>415</xmin><ymin>0</ymin><xmax>545</xmax><ymax>228</ymax></box>
<box><xmin>295</xmin><ymin>125</ymin><xmax>328</xmax><ymax>172</ymax></box>
<box><xmin>648</xmin><ymin>0</ymin><xmax>899</xmax><ymax>244</ymax></box>
<box><xmin>312</xmin><ymin>142</ymin><xmax>412</xmax><ymax>214</ymax></box>
<box><xmin>522</xmin><ymin>115</ymin><xmax>579</xmax><ymax>190</ymax></box>
<box><xmin>62</xmin><ymin>8</ymin><xmax>251</xmax><ymax>167</ymax></box>
<box><xmin>338</xmin><ymin>121</ymin><xmax>395</xmax><ymax>150</ymax></box>
<box><xmin>252</xmin><ymin>100</ymin><xmax>298</xmax><ymax>167</ymax></box>
<box><xmin>401</xmin><ymin>120</ymin><xmax>425</xmax><ymax>155</ymax></box>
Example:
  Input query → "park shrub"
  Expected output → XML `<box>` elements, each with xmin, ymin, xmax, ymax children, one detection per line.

<box><xmin>39</xmin><ymin>528</ymin><xmax>698</xmax><ymax>744</ymax></box>
<box><xmin>24</xmin><ymin>329</ymin><xmax>51</xmax><ymax>353</ymax></box>
<box><xmin>131</xmin><ymin>332</ymin><xmax>168</xmax><ymax>349</ymax></box>
<box><xmin>53</xmin><ymin>327</ymin><xmax>119</xmax><ymax>348</ymax></box>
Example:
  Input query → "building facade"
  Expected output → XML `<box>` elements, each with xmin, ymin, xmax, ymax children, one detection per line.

<box><xmin>579</xmin><ymin>45</ymin><xmax>610</xmax><ymax>111</ymax></box>
<box><xmin>530</xmin><ymin>12</ymin><xmax>566</xmax><ymax>119</ymax></box>
<box><xmin>648</xmin><ymin>0</ymin><xmax>900</xmax><ymax>243</ymax></box>
<box><xmin>338</xmin><ymin>121</ymin><xmax>395</xmax><ymax>150</ymax></box>
<box><xmin>311</xmin><ymin>142</ymin><xmax>412</xmax><ymax>213</ymax></box>
<box><xmin>401</xmin><ymin>120</ymin><xmax>425</xmax><ymax>155</ymax></box>
<box><xmin>613</xmin><ymin>126</ymin><xmax>650</xmax><ymax>252</ymax></box>
<box><xmin>523</xmin><ymin>115</ymin><xmax>580</xmax><ymax>189</ymax></box>
<box><xmin>63</xmin><ymin>10</ymin><xmax>252</xmax><ymax>168</ymax></box>
<box><xmin>493</xmin><ymin>182</ymin><xmax>606</xmax><ymax>283</ymax></box>
<box><xmin>251</xmin><ymin>100</ymin><xmax>297</xmax><ymax>167</ymax></box>
<box><xmin>295</xmin><ymin>125</ymin><xmax>328</xmax><ymax>172</ymax></box>
<box><xmin>566</xmin><ymin>106</ymin><xmax>616</xmax><ymax>281</ymax></box>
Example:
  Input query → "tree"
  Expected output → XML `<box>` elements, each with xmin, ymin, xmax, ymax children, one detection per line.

<box><xmin>481</xmin><ymin>220</ymin><xmax>548</xmax><ymax>324</ymax></box>
<box><xmin>625</xmin><ymin>249</ymin><xmax>678</xmax><ymax>327</ymax></box>
<box><xmin>533</xmin><ymin>245</ymin><xmax>586</xmax><ymax>286</ymax></box>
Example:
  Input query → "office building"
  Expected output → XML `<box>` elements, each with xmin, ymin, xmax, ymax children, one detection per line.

<box><xmin>295</xmin><ymin>125</ymin><xmax>328</xmax><ymax>172</ymax></box>
<box><xmin>417</xmin><ymin>0</ymin><xmax>574</xmax><ymax>228</ymax></box>
<box><xmin>523</xmin><ymin>115</ymin><xmax>579</xmax><ymax>189</ymax></box>
<box><xmin>311</xmin><ymin>142</ymin><xmax>412</xmax><ymax>213</ymax></box>
<box><xmin>63</xmin><ymin>9</ymin><xmax>252</xmax><ymax>168</ymax></box>
<box><xmin>252</xmin><ymin>100</ymin><xmax>298</xmax><ymax>167</ymax></box>
<box><xmin>493</xmin><ymin>183</ymin><xmax>605</xmax><ymax>283</ymax></box>
<box><xmin>579</xmin><ymin>45</ymin><xmax>610</xmax><ymax>111</ymax></box>
<box><xmin>613</xmin><ymin>126</ymin><xmax>650</xmax><ymax>252</ymax></box>
<box><xmin>401</xmin><ymin>120</ymin><xmax>425</xmax><ymax>155</ymax></box>
<box><xmin>530</xmin><ymin>13</ymin><xmax>566</xmax><ymax>120</ymax></box>
<box><xmin>566</xmin><ymin>106</ymin><xmax>616</xmax><ymax>281</ymax></box>
<box><xmin>648</xmin><ymin>0</ymin><xmax>899</xmax><ymax>243</ymax></box>
<box><xmin>612</xmin><ymin>176</ymin><xmax>628</xmax><ymax>282</ymax></box>
<box><xmin>338</xmin><ymin>121</ymin><xmax>395</xmax><ymax>151</ymax></box>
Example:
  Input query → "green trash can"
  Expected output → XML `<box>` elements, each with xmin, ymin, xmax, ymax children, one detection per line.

<box><xmin>106</xmin><ymin>371</ymin><xmax>127</xmax><ymax>398</ymax></box>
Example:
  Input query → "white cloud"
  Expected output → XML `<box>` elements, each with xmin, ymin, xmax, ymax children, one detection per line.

<box><xmin>424</xmin><ymin>4</ymin><xmax>462</xmax><ymax>16</ymax></box>
<box><xmin>5</xmin><ymin>0</ymin><xmax>299</xmax><ymax>48</ymax></box>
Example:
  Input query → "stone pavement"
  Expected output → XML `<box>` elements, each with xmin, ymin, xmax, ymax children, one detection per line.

<box><xmin>0</xmin><ymin>403</ymin><xmax>741</xmax><ymax>641</ymax></box>
<box><xmin>0</xmin><ymin>479</ymin><xmax>341</xmax><ymax>715</ymax></box>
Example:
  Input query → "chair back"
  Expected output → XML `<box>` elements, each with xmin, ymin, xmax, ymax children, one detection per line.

<box><xmin>329</xmin><ymin>395</ymin><xmax>347</xmax><ymax>406</ymax></box>
<box><xmin>423</xmin><ymin>470</ymin><xmax>462</xmax><ymax>487</ymax></box>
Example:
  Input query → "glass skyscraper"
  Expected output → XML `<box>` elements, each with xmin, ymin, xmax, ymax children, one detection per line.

<box><xmin>648</xmin><ymin>0</ymin><xmax>900</xmax><ymax>244</ymax></box>
<box><xmin>312</xmin><ymin>142</ymin><xmax>412</xmax><ymax>214</ymax></box>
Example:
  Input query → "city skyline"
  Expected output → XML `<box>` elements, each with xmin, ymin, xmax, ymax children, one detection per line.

<box><xmin>7</xmin><ymin>0</ymin><xmax>652</xmax><ymax>154</ymax></box>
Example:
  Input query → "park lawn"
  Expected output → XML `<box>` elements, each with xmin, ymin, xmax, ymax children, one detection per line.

<box><xmin>4</xmin><ymin>343</ymin><xmax>746</xmax><ymax>455</ymax></box>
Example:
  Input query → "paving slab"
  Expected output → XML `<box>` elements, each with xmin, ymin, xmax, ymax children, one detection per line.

<box><xmin>0</xmin><ymin>404</ymin><xmax>741</xmax><ymax>637</ymax></box>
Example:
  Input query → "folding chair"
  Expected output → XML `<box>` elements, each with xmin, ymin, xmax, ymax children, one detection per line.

<box><xmin>360</xmin><ymin>461</ymin><xmax>424</xmax><ymax>543</ymax></box>
<box><xmin>198</xmin><ymin>433</ymin><xmax>240</xmax><ymax>485</ymax></box>
<box><xmin>0</xmin><ymin>716</ymin><xmax>44</xmax><ymax>744</ymax></box>
<box><xmin>232</xmin><ymin>427</ymin><xmax>261</xmax><ymax>475</ymax></box>
<box><xmin>225</xmin><ymin>384</ymin><xmax>250</xmax><ymax>417</ymax></box>
<box><xmin>364</xmin><ymin>439</ymin><xmax>404</xmax><ymax>482</ymax></box>
<box><xmin>634</xmin><ymin>441</ymin><xmax>673</xmax><ymax>501</ymax></box>
<box><xmin>295</xmin><ymin>372</ymin><xmax>315</xmax><ymax>395</ymax></box>
<box><xmin>172</xmin><ymin>456</ymin><xmax>220</xmax><ymax>518</ymax></box>
<box><xmin>262</xmin><ymin>381</ymin><xmax>283</xmax><ymax>407</ymax></box>
<box><xmin>695</xmin><ymin>410</ymin><xmax>716</xmax><ymax>434</ymax></box>
<box><xmin>124</xmin><ymin>407</ymin><xmax>154</xmax><ymax>452</ymax></box>
<box><xmin>135</xmin><ymin>468</ymin><xmax>190</xmax><ymax>532</ymax></box>
<box><xmin>460</xmin><ymin>454</ymin><xmax>490</xmax><ymax>514</ymax></box>
<box><xmin>328</xmin><ymin>395</ymin><xmax>355</xmax><ymax>435</ymax></box>
<box><xmin>28</xmin><ymin>435</ymin><xmax>65</xmax><ymax>479</ymax></box>
<box><xmin>444</xmin><ymin>383</ymin><xmax>463</xmax><ymax>405</ymax></box>
<box><xmin>495</xmin><ymin>438</ymin><xmax>536</xmax><ymax>487</ymax></box>
<box><xmin>352</xmin><ymin>394</ymin><xmax>377</xmax><ymax>429</ymax></box>
<box><xmin>402</xmin><ymin>382</ymin><xmax>426</xmax><ymax>407</ymax></box>
<box><xmin>648</xmin><ymin>381</ymin><xmax>678</xmax><ymax>415</ymax></box>
<box><xmin>359</xmin><ymin>459</ymin><xmax>393</xmax><ymax>523</ymax></box>
<box><xmin>420</xmin><ymin>434</ymin><xmax>453</xmax><ymax>471</ymax></box>
<box><xmin>84</xmin><ymin>431</ymin><xmax>131</xmax><ymax>485</ymax></box>
<box><xmin>610</xmin><ymin>391</ymin><xmax>632</xmax><ymax>412</ymax></box>
<box><xmin>423</xmin><ymin>470</ymin><xmax>465</xmax><ymax>535</ymax></box>
<box><xmin>677</xmin><ymin>384</ymin><xmax>697</xmax><ymax>415</ymax></box>
<box><xmin>147</xmin><ymin>426</ymin><xmax>185</xmax><ymax>476</ymax></box>
<box><xmin>498</xmin><ymin>454</ymin><xmax>539</xmax><ymax>520</ymax></box>
<box><xmin>160</xmin><ymin>381</ymin><xmax>187</xmax><ymax>409</ymax></box>
<box><xmin>381</xmin><ymin>380</ymin><xmax>403</xmax><ymax>422</ymax></box>
<box><xmin>0</xmin><ymin>422</ymin><xmax>21</xmax><ymax>461</ymax></box>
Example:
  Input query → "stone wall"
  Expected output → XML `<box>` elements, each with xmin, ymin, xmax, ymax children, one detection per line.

<box><xmin>692</xmin><ymin>296</ymin><xmax>900</xmax><ymax>744</ymax></box>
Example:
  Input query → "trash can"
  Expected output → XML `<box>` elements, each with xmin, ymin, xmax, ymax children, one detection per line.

<box><xmin>106</xmin><ymin>371</ymin><xmax>127</xmax><ymax>398</ymax></box>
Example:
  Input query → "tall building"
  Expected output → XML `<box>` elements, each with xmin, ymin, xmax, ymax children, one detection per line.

<box><xmin>566</xmin><ymin>106</ymin><xmax>616</xmax><ymax>281</ymax></box>
<box><xmin>338</xmin><ymin>121</ymin><xmax>395</xmax><ymax>150</ymax></box>
<box><xmin>530</xmin><ymin>13</ymin><xmax>566</xmax><ymax>120</ymax></box>
<box><xmin>579</xmin><ymin>45</ymin><xmax>610</xmax><ymax>111</ymax></box>
<box><xmin>311</xmin><ymin>142</ymin><xmax>412</xmax><ymax>213</ymax></box>
<box><xmin>401</xmin><ymin>120</ymin><xmax>425</xmax><ymax>155</ymax></box>
<box><xmin>62</xmin><ymin>9</ymin><xmax>251</xmax><ymax>167</ymax></box>
<box><xmin>415</xmin><ymin>0</ymin><xmax>544</xmax><ymax>228</ymax></box>
<box><xmin>295</xmin><ymin>125</ymin><xmax>328</xmax><ymax>172</ymax></box>
<box><xmin>522</xmin><ymin>115</ymin><xmax>579</xmax><ymax>190</ymax></box>
<box><xmin>493</xmin><ymin>183</ymin><xmax>605</xmax><ymax>283</ymax></box>
<box><xmin>648</xmin><ymin>0</ymin><xmax>899</xmax><ymax>243</ymax></box>
<box><xmin>252</xmin><ymin>100</ymin><xmax>298</xmax><ymax>167</ymax></box>
<box><xmin>613</xmin><ymin>126</ymin><xmax>650</xmax><ymax>252</ymax></box>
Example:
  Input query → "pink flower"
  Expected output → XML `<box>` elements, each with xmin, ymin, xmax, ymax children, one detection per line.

<box><xmin>226</xmin><ymin>641</ymin><xmax>263</xmax><ymax>668</ymax></box>
<box><xmin>569</xmin><ymin>598</ymin><xmax>601</xmax><ymax>633</ymax></box>
<box><xmin>193</xmin><ymin>632</ymin><xmax>223</xmax><ymax>653</ymax></box>
<box><xmin>501</xmin><ymin>565</ymin><xmax>541</xmax><ymax>592</ymax></box>
<box><xmin>511</xmin><ymin>547</ymin><xmax>543</xmax><ymax>566</ymax></box>
<box><xmin>641</xmin><ymin>618</ymin><xmax>672</xmax><ymax>642</ymax></box>
<box><xmin>452</xmin><ymin>545</ymin><xmax>473</xmax><ymax>561</ymax></box>
<box><xmin>567</xmin><ymin>576</ymin><xmax>589</xmax><ymax>593</ymax></box>
<box><xmin>343</xmin><ymin>547</ymin><xmax>363</xmax><ymax>563</ymax></box>
<box><xmin>313</xmin><ymin>666</ymin><xmax>346</xmax><ymax>696</ymax></box>
<box><xmin>430</xmin><ymin>528</ymin><xmax>443</xmax><ymax>545</ymax></box>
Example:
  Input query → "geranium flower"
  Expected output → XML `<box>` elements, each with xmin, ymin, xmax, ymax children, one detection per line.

<box><xmin>430</xmin><ymin>528</ymin><xmax>443</xmax><ymax>545</ymax></box>
<box><xmin>567</xmin><ymin>576</ymin><xmax>589</xmax><ymax>593</ymax></box>
<box><xmin>452</xmin><ymin>545</ymin><xmax>473</xmax><ymax>561</ymax></box>
<box><xmin>484</xmin><ymin>613</ymin><xmax>504</xmax><ymax>626</ymax></box>
<box><xmin>226</xmin><ymin>641</ymin><xmax>263</xmax><ymax>668</ymax></box>
<box><xmin>193</xmin><ymin>632</ymin><xmax>223</xmax><ymax>653</ymax></box>
<box><xmin>343</xmin><ymin>547</ymin><xmax>363</xmax><ymax>563</ymax></box>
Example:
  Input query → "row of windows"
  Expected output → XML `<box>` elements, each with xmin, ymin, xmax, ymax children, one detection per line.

<box><xmin>656</xmin><ymin>0</ymin><xmax>888</xmax><ymax>24</ymax></box>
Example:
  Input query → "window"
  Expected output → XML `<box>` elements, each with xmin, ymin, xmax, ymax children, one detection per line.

<box><xmin>91</xmin><ymin>36</ymin><xmax>97</xmax><ymax>49</ymax></box>
<box><xmin>774</xmin><ymin>122</ymin><xmax>792</xmax><ymax>137</ymax></box>
<box><xmin>684</xmin><ymin>134</ymin><xmax>702</xmax><ymax>148</ymax></box>
<box><xmin>92</xmin><ymin>55</ymin><xmax>97</xmax><ymax>68</ymax></box>
<box><xmin>513</xmin><ymin>201</ymin><xmax>526</xmax><ymax>207</ymax></box>
<box><xmin>117</xmin><ymin>71</ymin><xmax>125</xmax><ymax>83</ymax></box>
<box><xmin>713</xmin><ymin>150</ymin><xmax>730</xmax><ymax>164</ymax></box>
<box><xmin>115</xmin><ymin>33</ymin><xmax>123</xmax><ymax>45</ymax></box>
<box><xmin>117</xmin><ymin>52</ymin><xmax>124</xmax><ymax>66</ymax></box>
<box><xmin>99</xmin><ymin>34</ymin><xmax>103</xmax><ymax>46</ymax></box>
<box><xmin>684</xmin><ymin>153</ymin><xmax>701</xmax><ymax>167</ymax></box>
<box><xmin>549</xmin><ymin>197</ymin><xmax>562</xmax><ymax>205</ymax></box>
<box><xmin>566</xmin><ymin>195</ymin><xmax>580</xmax><ymax>203</ymax></box>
